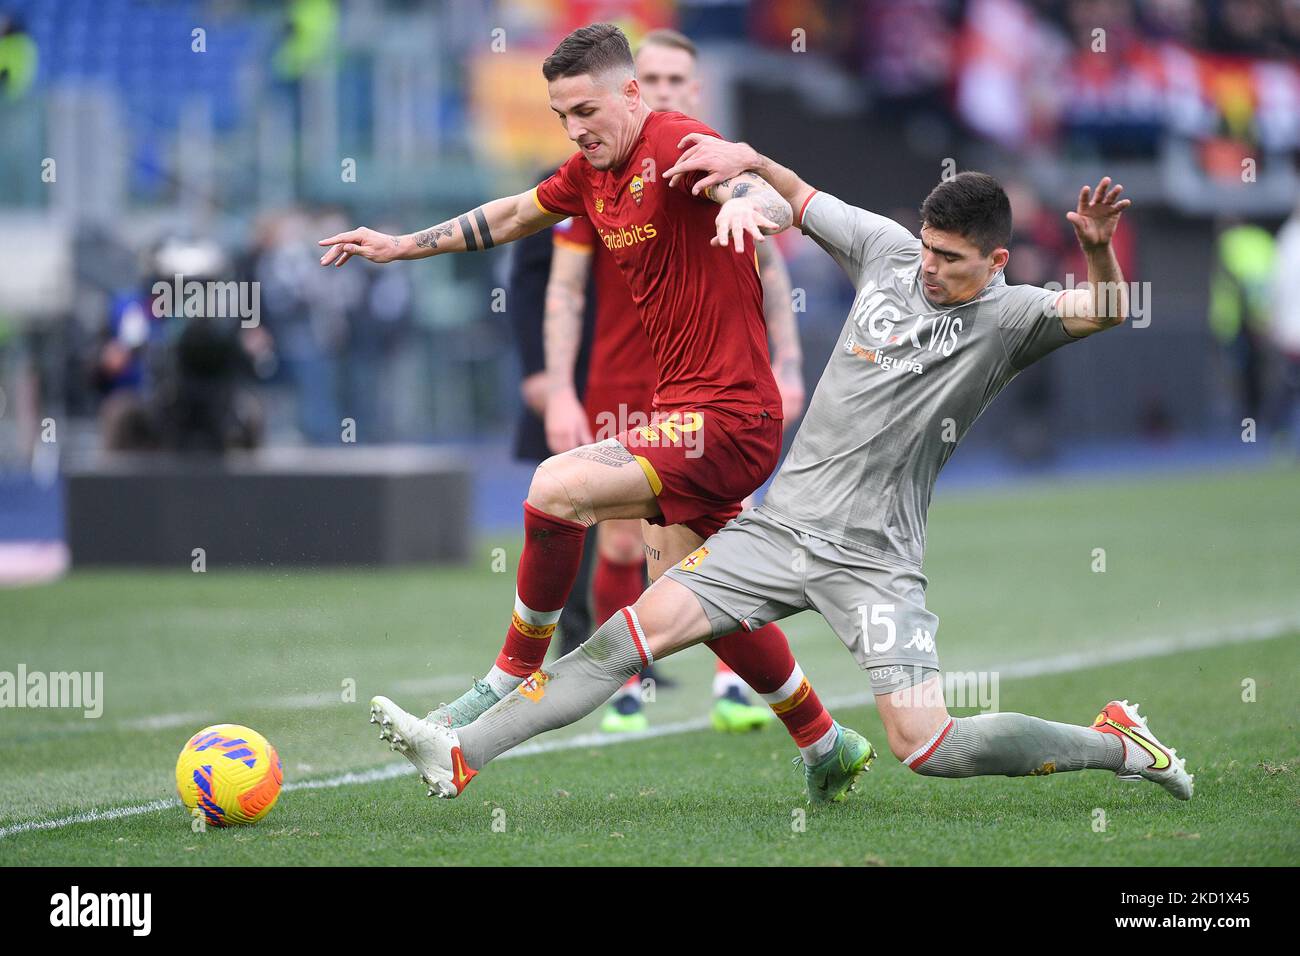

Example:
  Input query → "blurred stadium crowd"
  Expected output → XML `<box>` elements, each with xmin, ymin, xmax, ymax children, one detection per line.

<box><xmin>0</xmin><ymin>0</ymin><xmax>1296</xmax><ymax>486</ymax></box>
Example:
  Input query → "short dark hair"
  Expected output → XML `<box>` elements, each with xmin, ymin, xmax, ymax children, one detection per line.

<box><xmin>639</xmin><ymin>28</ymin><xmax>697</xmax><ymax>59</ymax></box>
<box><xmin>919</xmin><ymin>171</ymin><xmax>1012</xmax><ymax>256</ymax></box>
<box><xmin>542</xmin><ymin>23</ymin><xmax>634</xmax><ymax>82</ymax></box>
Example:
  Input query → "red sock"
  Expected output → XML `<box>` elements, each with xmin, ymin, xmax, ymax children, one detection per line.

<box><xmin>592</xmin><ymin>554</ymin><xmax>646</xmax><ymax>625</ymax></box>
<box><xmin>494</xmin><ymin>501</ymin><xmax>588</xmax><ymax>678</ymax></box>
<box><xmin>708</xmin><ymin>623</ymin><xmax>834</xmax><ymax>747</ymax></box>
<box><xmin>712</xmin><ymin>656</ymin><xmax>747</xmax><ymax>697</ymax></box>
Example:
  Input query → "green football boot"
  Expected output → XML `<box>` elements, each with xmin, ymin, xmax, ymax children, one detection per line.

<box><xmin>797</xmin><ymin>722</ymin><xmax>877</xmax><ymax>804</ymax></box>
<box><xmin>710</xmin><ymin>696</ymin><xmax>775</xmax><ymax>733</ymax></box>
<box><xmin>600</xmin><ymin>705</ymin><xmax>649</xmax><ymax>734</ymax></box>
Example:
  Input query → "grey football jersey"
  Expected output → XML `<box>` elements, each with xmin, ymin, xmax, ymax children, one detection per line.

<box><xmin>760</xmin><ymin>190</ymin><xmax>1080</xmax><ymax>570</ymax></box>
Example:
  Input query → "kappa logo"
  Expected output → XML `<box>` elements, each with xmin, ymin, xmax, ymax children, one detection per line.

<box><xmin>519</xmin><ymin>670</ymin><xmax>551</xmax><ymax>702</ymax></box>
<box><xmin>678</xmin><ymin>545</ymin><xmax>710</xmax><ymax>571</ymax></box>
<box><xmin>902</xmin><ymin>627</ymin><xmax>935</xmax><ymax>654</ymax></box>
<box><xmin>893</xmin><ymin>265</ymin><xmax>918</xmax><ymax>291</ymax></box>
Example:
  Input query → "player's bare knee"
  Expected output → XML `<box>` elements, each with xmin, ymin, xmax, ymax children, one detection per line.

<box><xmin>629</xmin><ymin>590</ymin><xmax>674</xmax><ymax>644</ymax></box>
<box><xmin>527</xmin><ymin>458</ymin><xmax>585</xmax><ymax>521</ymax></box>
<box><xmin>632</xmin><ymin>577</ymin><xmax>711</xmax><ymax>658</ymax></box>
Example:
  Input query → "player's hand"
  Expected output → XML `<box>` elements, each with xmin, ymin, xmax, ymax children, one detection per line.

<box><xmin>520</xmin><ymin>371</ymin><xmax>549</xmax><ymax>418</ymax></box>
<box><xmin>317</xmin><ymin>227</ymin><xmax>404</xmax><ymax>267</ymax></box>
<box><xmin>1065</xmin><ymin>177</ymin><xmax>1131</xmax><ymax>251</ymax></box>
<box><xmin>713</xmin><ymin>197</ymin><xmax>777</xmax><ymax>253</ymax></box>
<box><xmin>665</xmin><ymin>134</ymin><xmax>761</xmax><ymax>195</ymax></box>
<box><xmin>544</xmin><ymin>385</ymin><xmax>594</xmax><ymax>455</ymax></box>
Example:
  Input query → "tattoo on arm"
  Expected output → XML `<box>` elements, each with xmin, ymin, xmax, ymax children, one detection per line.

<box><xmin>707</xmin><ymin>173</ymin><xmax>792</xmax><ymax>231</ymax></box>
<box><xmin>758</xmin><ymin>242</ymin><xmax>801</xmax><ymax>362</ymax></box>
<box><xmin>643</xmin><ymin>543</ymin><xmax>661</xmax><ymax>562</ymax></box>
<box><xmin>754</xmin><ymin>188</ymin><xmax>793</xmax><ymax>231</ymax></box>
<box><xmin>456</xmin><ymin>208</ymin><xmax>496</xmax><ymax>251</ymax></box>
<box><xmin>457</xmin><ymin>214</ymin><xmax>477</xmax><ymax>251</ymax></box>
<box><xmin>414</xmin><ymin>222</ymin><xmax>455</xmax><ymax>250</ymax></box>
<box><xmin>544</xmin><ymin>245</ymin><xmax>591</xmax><ymax>387</ymax></box>
<box><xmin>417</xmin><ymin>207</ymin><xmax>496</xmax><ymax>253</ymax></box>
<box><xmin>704</xmin><ymin>178</ymin><xmax>732</xmax><ymax>202</ymax></box>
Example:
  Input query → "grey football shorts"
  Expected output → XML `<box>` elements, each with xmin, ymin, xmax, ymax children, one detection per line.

<box><xmin>664</xmin><ymin>506</ymin><xmax>939</xmax><ymax>695</ymax></box>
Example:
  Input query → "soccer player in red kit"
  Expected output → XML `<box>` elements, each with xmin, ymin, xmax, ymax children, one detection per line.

<box><xmin>319</xmin><ymin>23</ymin><xmax>873</xmax><ymax>801</ymax></box>
<box><xmin>545</xmin><ymin>29</ymin><xmax>803</xmax><ymax>734</ymax></box>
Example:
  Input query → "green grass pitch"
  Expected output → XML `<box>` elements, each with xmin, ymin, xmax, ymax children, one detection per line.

<box><xmin>1</xmin><ymin>466</ymin><xmax>1297</xmax><ymax>865</ymax></box>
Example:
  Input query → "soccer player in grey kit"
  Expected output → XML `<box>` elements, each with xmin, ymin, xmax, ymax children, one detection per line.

<box><xmin>374</xmin><ymin>137</ymin><xmax>1193</xmax><ymax>802</ymax></box>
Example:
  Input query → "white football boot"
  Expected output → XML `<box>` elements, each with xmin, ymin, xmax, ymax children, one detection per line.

<box><xmin>369</xmin><ymin>696</ymin><xmax>476</xmax><ymax>799</ymax></box>
<box><xmin>1092</xmin><ymin>699</ymin><xmax>1193</xmax><ymax>800</ymax></box>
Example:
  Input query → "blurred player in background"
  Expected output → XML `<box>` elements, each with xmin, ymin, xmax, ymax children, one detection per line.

<box><xmin>1209</xmin><ymin>221</ymin><xmax>1275</xmax><ymax>428</ymax></box>
<box><xmin>323</xmin><ymin>24</ymin><xmax>873</xmax><ymax>802</ymax></box>
<box><xmin>1271</xmin><ymin>197</ymin><xmax>1300</xmax><ymax>452</ymax></box>
<box><xmin>545</xmin><ymin>28</ymin><xmax>805</xmax><ymax>734</ymax></box>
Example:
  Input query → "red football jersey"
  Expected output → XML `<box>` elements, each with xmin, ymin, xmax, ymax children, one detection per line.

<box><xmin>552</xmin><ymin>215</ymin><xmax>654</xmax><ymax>393</ymax></box>
<box><xmin>533</xmin><ymin>110</ymin><xmax>781</xmax><ymax>418</ymax></box>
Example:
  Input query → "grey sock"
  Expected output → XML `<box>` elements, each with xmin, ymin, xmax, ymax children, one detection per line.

<box><xmin>910</xmin><ymin>713</ymin><xmax>1124</xmax><ymax>778</ymax></box>
<box><xmin>458</xmin><ymin>609</ymin><xmax>653</xmax><ymax>769</ymax></box>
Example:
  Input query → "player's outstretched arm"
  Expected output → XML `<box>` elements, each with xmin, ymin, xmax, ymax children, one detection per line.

<box><xmin>318</xmin><ymin>191</ymin><xmax>566</xmax><ymax>267</ymax></box>
<box><xmin>664</xmin><ymin>135</ymin><xmax>816</xmax><ymax>226</ymax></box>
<box><xmin>1057</xmin><ymin>176</ymin><xmax>1131</xmax><ymax>338</ymax></box>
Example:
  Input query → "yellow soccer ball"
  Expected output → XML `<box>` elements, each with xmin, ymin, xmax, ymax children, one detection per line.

<box><xmin>175</xmin><ymin>724</ymin><xmax>283</xmax><ymax>826</ymax></box>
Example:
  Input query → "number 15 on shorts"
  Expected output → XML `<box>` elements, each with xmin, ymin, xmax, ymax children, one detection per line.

<box><xmin>857</xmin><ymin>602</ymin><xmax>937</xmax><ymax>658</ymax></box>
<box><xmin>858</xmin><ymin>604</ymin><xmax>896</xmax><ymax>653</ymax></box>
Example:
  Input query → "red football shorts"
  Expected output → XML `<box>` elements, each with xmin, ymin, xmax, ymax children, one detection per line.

<box><xmin>615</xmin><ymin>405</ymin><xmax>782</xmax><ymax>539</ymax></box>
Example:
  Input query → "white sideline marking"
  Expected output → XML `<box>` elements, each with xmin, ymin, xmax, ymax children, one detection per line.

<box><xmin>112</xmin><ymin>676</ymin><xmax>473</xmax><ymax>732</ymax></box>
<box><xmin>1</xmin><ymin>616</ymin><xmax>1295</xmax><ymax>840</ymax></box>
<box><xmin>0</xmin><ymin>799</ymin><xmax>179</xmax><ymax>838</ymax></box>
<box><xmin>119</xmin><ymin>712</ymin><xmax>211</xmax><ymax>732</ymax></box>
<box><xmin>984</xmin><ymin>614</ymin><xmax>1300</xmax><ymax>681</ymax></box>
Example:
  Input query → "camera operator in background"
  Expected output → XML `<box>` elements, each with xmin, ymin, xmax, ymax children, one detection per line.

<box><xmin>97</xmin><ymin>238</ymin><xmax>266</xmax><ymax>453</ymax></box>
